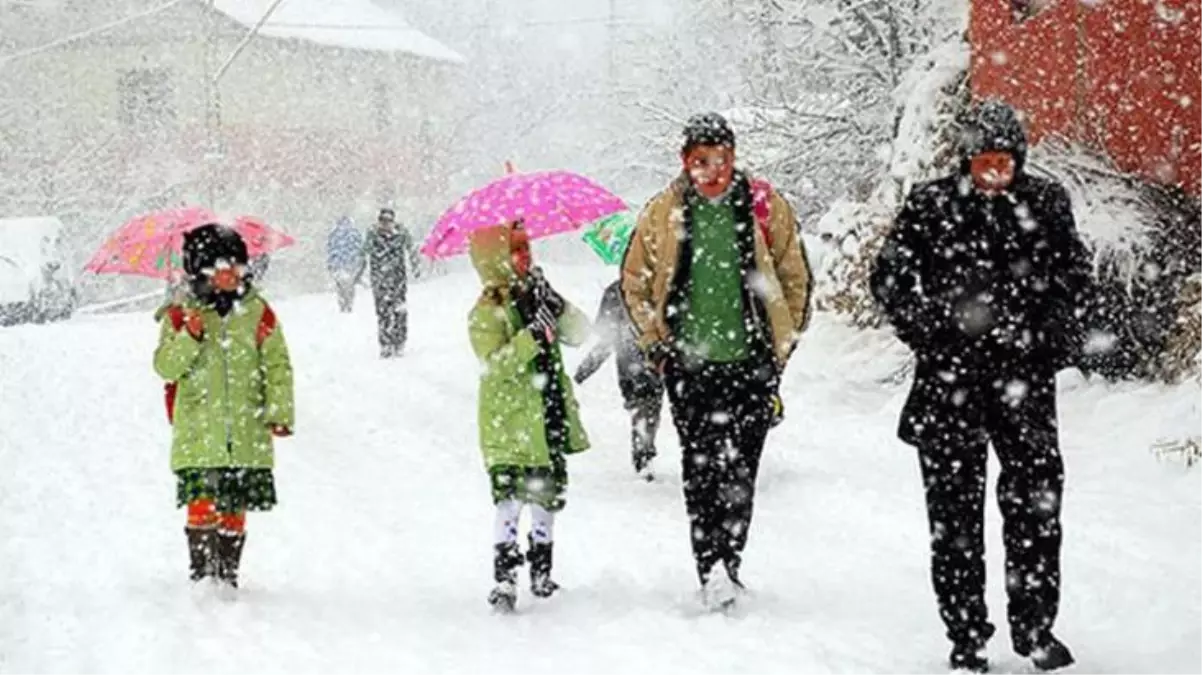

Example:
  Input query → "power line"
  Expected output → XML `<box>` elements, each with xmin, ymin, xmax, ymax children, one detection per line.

<box><xmin>0</xmin><ymin>0</ymin><xmax>186</xmax><ymax>67</ymax></box>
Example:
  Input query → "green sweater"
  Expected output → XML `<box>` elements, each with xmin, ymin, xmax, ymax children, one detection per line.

<box><xmin>679</xmin><ymin>199</ymin><xmax>748</xmax><ymax>362</ymax></box>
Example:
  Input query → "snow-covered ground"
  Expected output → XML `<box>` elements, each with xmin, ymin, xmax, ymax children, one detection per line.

<box><xmin>1</xmin><ymin>266</ymin><xmax>1198</xmax><ymax>673</ymax></box>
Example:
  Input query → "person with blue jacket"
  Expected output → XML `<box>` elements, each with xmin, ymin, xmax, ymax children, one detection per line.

<box><xmin>327</xmin><ymin>216</ymin><xmax>365</xmax><ymax>313</ymax></box>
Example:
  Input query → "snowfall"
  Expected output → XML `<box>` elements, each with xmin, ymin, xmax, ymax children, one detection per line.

<box><xmin>1</xmin><ymin>264</ymin><xmax>1198</xmax><ymax>674</ymax></box>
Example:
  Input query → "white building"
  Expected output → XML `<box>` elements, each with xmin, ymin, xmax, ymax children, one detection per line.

<box><xmin>1</xmin><ymin>0</ymin><xmax>464</xmax><ymax>298</ymax></box>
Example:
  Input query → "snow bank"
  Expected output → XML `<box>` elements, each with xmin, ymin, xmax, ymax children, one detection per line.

<box><xmin>0</xmin><ymin>216</ymin><xmax>67</xmax><ymax>304</ymax></box>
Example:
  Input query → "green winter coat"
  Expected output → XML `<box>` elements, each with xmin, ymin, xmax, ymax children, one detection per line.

<box><xmin>468</xmin><ymin>226</ymin><xmax>591</xmax><ymax>470</ymax></box>
<box><xmin>153</xmin><ymin>289</ymin><xmax>295</xmax><ymax>471</ymax></box>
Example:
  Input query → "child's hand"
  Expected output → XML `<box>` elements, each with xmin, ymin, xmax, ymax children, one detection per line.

<box><xmin>646</xmin><ymin>342</ymin><xmax>672</xmax><ymax>375</ymax></box>
<box><xmin>183</xmin><ymin>309</ymin><xmax>205</xmax><ymax>340</ymax></box>
<box><xmin>530</xmin><ymin>304</ymin><xmax>557</xmax><ymax>344</ymax></box>
<box><xmin>269</xmin><ymin>424</ymin><xmax>292</xmax><ymax>437</ymax></box>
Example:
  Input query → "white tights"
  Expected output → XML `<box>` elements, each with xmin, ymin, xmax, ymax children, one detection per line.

<box><xmin>494</xmin><ymin>499</ymin><xmax>554</xmax><ymax>546</ymax></box>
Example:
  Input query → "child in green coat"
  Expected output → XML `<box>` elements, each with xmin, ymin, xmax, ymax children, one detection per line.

<box><xmin>467</xmin><ymin>221</ymin><xmax>591</xmax><ymax>612</ymax></box>
<box><xmin>154</xmin><ymin>224</ymin><xmax>294</xmax><ymax>590</ymax></box>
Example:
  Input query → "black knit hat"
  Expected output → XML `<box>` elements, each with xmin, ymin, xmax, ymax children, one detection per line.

<box><xmin>959</xmin><ymin>99</ymin><xmax>1028</xmax><ymax>171</ymax></box>
<box><xmin>681</xmin><ymin>112</ymin><xmax>735</xmax><ymax>154</ymax></box>
<box><xmin>182</xmin><ymin>223</ymin><xmax>248</xmax><ymax>278</ymax></box>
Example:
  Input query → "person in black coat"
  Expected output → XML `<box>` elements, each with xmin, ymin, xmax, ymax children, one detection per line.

<box><xmin>364</xmin><ymin>208</ymin><xmax>414</xmax><ymax>358</ymax></box>
<box><xmin>573</xmin><ymin>280</ymin><xmax>664</xmax><ymax>480</ymax></box>
<box><xmin>870</xmin><ymin>99</ymin><xmax>1091</xmax><ymax>674</ymax></box>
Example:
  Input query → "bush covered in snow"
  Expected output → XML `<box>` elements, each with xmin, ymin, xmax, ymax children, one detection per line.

<box><xmin>813</xmin><ymin>37</ymin><xmax>970</xmax><ymax>329</ymax></box>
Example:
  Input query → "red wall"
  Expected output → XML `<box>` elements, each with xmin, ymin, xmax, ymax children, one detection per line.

<box><xmin>971</xmin><ymin>0</ymin><xmax>1201</xmax><ymax>196</ymax></box>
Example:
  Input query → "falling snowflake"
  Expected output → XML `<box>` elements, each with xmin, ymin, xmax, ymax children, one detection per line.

<box><xmin>1003</xmin><ymin>379</ymin><xmax>1029</xmax><ymax>407</ymax></box>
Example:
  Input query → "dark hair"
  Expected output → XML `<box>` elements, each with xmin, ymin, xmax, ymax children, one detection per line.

<box><xmin>181</xmin><ymin>223</ymin><xmax>248</xmax><ymax>278</ymax></box>
<box><xmin>682</xmin><ymin>112</ymin><xmax>735</xmax><ymax>154</ymax></box>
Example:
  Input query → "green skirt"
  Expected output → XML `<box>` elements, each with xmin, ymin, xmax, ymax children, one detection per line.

<box><xmin>175</xmin><ymin>467</ymin><xmax>277</xmax><ymax>512</ymax></box>
<box><xmin>489</xmin><ymin>452</ymin><xmax>568</xmax><ymax>512</ymax></box>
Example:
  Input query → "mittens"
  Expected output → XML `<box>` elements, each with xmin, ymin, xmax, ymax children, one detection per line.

<box><xmin>184</xmin><ymin>309</ymin><xmax>205</xmax><ymax>340</ymax></box>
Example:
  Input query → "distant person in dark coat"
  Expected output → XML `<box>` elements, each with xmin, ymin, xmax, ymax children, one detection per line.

<box><xmin>870</xmin><ymin>99</ymin><xmax>1091</xmax><ymax>674</ymax></box>
<box><xmin>364</xmin><ymin>208</ymin><xmax>414</xmax><ymax>357</ymax></box>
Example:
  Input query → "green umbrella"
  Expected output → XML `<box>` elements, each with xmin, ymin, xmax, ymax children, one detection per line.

<box><xmin>581</xmin><ymin>210</ymin><xmax>636</xmax><ymax>265</ymax></box>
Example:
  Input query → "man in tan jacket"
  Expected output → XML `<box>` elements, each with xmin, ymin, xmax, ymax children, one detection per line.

<box><xmin>621</xmin><ymin>112</ymin><xmax>811</xmax><ymax>610</ymax></box>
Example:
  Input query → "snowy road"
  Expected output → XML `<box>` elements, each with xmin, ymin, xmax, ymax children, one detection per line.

<box><xmin>1</xmin><ymin>267</ymin><xmax>1198</xmax><ymax>673</ymax></box>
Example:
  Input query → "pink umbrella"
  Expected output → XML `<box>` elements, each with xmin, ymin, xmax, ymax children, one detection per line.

<box><xmin>421</xmin><ymin>170</ymin><xmax>627</xmax><ymax>259</ymax></box>
<box><xmin>85</xmin><ymin>206</ymin><xmax>296</xmax><ymax>280</ymax></box>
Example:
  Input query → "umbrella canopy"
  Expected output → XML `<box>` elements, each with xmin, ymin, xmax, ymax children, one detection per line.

<box><xmin>85</xmin><ymin>208</ymin><xmax>295</xmax><ymax>280</ymax></box>
<box><xmin>581</xmin><ymin>210</ymin><xmax>636</xmax><ymax>266</ymax></box>
<box><xmin>421</xmin><ymin>170</ymin><xmax>626</xmax><ymax>260</ymax></box>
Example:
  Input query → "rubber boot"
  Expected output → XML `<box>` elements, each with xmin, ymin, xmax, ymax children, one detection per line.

<box><xmin>527</xmin><ymin>535</ymin><xmax>559</xmax><ymax>598</ymax></box>
<box><xmin>215</xmin><ymin>532</ymin><xmax>246</xmax><ymax>589</ymax></box>
<box><xmin>488</xmin><ymin>542</ymin><xmax>522</xmax><ymax>612</ymax></box>
<box><xmin>185</xmin><ymin>527</ymin><xmax>217</xmax><ymax>582</ymax></box>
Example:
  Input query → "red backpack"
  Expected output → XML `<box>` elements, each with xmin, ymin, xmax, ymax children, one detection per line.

<box><xmin>751</xmin><ymin>178</ymin><xmax>774</xmax><ymax>247</ymax></box>
<box><xmin>162</xmin><ymin>304</ymin><xmax>278</xmax><ymax>424</ymax></box>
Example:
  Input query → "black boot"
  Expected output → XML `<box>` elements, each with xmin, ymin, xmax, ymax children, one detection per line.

<box><xmin>215</xmin><ymin>532</ymin><xmax>246</xmax><ymax>589</ymax></box>
<box><xmin>949</xmin><ymin>642</ymin><xmax>989</xmax><ymax>673</ymax></box>
<box><xmin>488</xmin><ymin>542</ymin><xmax>523</xmax><ymax>611</ymax></box>
<box><xmin>949</xmin><ymin>625</ymin><xmax>994</xmax><ymax>673</ymax></box>
<box><xmin>185</xmin><ymin>527</ymin><xmax>217</xmax><ymax>582</ymax></box>
<box><xmin>1014</xmin><ymin>631</ymin><xmax>1074</xmax><ymax>672</ymax></box>
<box><xmin>527</xmin><ymin>535</ymin><xmax>559</xmax><ymax>598</ymax></box>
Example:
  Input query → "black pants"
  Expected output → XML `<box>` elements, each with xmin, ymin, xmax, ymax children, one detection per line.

<box><xmin>626</xmin><ymin>393</ymin><xmax>663</xmax><ymax>472</ymax></box>
<box><xmin>373</xmin><ymin>284</ymin><xmax>408</xmax><ymax>354</ymax></box>
<box><xmin>665</xmin><ymin>358</ymin><xmax>775</xmax><ymax>584</ymax></box>
<box><xmin>912</xmin><ymin>367</ymin><xmax>1064</xmax><ymax>647</ymax></box>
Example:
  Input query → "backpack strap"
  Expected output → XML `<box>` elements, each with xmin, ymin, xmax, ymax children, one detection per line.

<box><xmin>166</xmin><ymin>305</ymin><xmax>185</xmax><ymax>331</ymax></box>
<box><xmin>162</xmin><ymin>305</ymin><xmax>186</xmax><ymax>424</ymax></box>
<box><xmin>257</xmin><ymin>302</ymin><xmax>277</xmax><ymax>348</ymax></box>
<box><xmin>751</xmin><ymin>178</ymin><xmax>773</xmax><ymax>248</ymax></box>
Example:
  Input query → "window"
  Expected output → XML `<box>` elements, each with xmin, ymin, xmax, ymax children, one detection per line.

<box><xmin>1011</xmin><ymin>0</ymin><xmax>1054</xmax><ymax>23</ymax></box>
<box><xmin>117</xmin><ymin>68</ymin><xmax>174</xmax><ymax>132</ymax></box>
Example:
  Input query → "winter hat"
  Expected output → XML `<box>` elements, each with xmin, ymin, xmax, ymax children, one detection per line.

<box><xmin>960</xmin><ymin>99</ymin><xmax>1028</xmax><ymax>171</ymax></box>
<box><xmin>182</xmin><ymin>223</ymin><xmax>248</xmax><ymax>278</ymax></box>
<box><xmin>681</xmin><ymin>112</ymin><xmax>736</xmax><ymax>154</ymax></box>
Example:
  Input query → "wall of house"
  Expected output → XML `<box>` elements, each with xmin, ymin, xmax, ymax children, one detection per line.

<box><xmin>970</xmin><ymin>0</ymin><xmax>1200</xmax><ymax>195</ymax></box>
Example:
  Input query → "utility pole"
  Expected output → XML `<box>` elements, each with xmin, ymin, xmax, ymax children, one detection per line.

<box><xmin>202</xmin><ymin>0</ymin><xmax>222</xmax><ymax>208</ymax></box>
<box><xmin>202</xmin><ymin>0</ymin><xmax>284</xmax><ymax>208</ymax></box>
<box><xmin>606</xmin><ymin>0</ymin><xmax>618</xmax><ymax>92</ymax></box>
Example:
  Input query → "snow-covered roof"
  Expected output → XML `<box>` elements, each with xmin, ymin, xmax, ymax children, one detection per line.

<box><xmin>0</xmin><ymin>217</ymin><xmax>65</xmax><ymax>304</ymax></box>
<box><xmin>212</xmin><ymin>0</ymin><xmax>465</xmax><ymax>64</ymax></box>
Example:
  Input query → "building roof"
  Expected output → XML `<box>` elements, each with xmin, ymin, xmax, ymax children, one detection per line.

<box><xmin>212</xmin><ymin>0</ymin><xmax>464</xmax><ymax>64</ymax></box>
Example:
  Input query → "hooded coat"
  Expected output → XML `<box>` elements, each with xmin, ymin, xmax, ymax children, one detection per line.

<box><xmin>154</xmin><ymin>288</ymin><xmax>294</xmax><ymax>470</ymax></box>
<box><xmin>467</xmin><ymin>226</ymin><xmax>591</xmax><ymax>469</ymax></box>
<box><xmin>870</xmin><ymin>100</ymin><xmax>1092</xmax><ymax>445</ymax></box>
